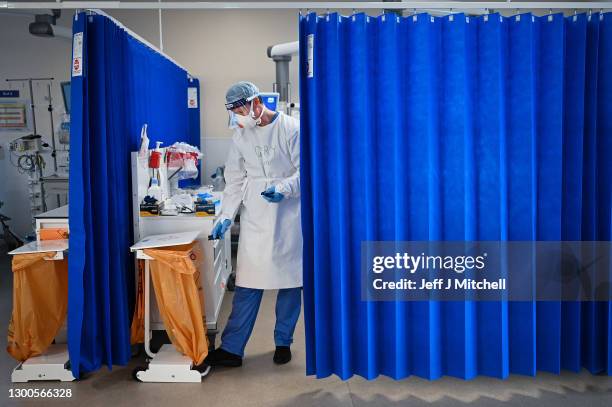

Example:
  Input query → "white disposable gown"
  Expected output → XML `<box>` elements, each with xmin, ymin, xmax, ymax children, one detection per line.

<box><xmin>219</xmin><ymin>112</ymin><xmax>302</xmax><ymax>289</ymax></box>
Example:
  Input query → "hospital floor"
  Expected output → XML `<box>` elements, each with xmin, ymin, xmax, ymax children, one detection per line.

<box><xmin>1</xmin><ymin>247</ymin><xmax>612</xmax><ymax>407</ymax></box>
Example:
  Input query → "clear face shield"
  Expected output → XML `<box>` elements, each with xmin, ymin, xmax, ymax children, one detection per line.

<box><xmin>226</xmin><ymin>97</ymin><xmax>263</xmax><ymax>129</ymax></box>
<box><xmin>227</xmin><ymin>105</ymin><xmax>248</xmax><ymax>129</ymax></box>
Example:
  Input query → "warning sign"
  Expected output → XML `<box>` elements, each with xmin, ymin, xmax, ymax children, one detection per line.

<box><xmin>72</xmin><ymin>32</ymin><xmax>83</xmax><ymax>77</ymax></box>
<box><xmin>188</xmin><ymin>87</ymin><xmax>198</xmax><ymax>109</ymax></box>
<box><xmin>307</xmin><ymin>34</ymin><xmax>314</xmax><ymax>78</ymax></box>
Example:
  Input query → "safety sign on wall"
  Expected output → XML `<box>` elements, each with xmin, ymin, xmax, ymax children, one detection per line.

<box><xmin>72</xmin><ymin>32</ymin><xmax>83</xmax><ymax>77</ymax></box>
<box><xmin>187</xmin><ymin>87</ymin><xmax>198</xmax><ymax>109</ymax></box>
<box><xmin>0</xmin><ymin>103</ymin><xmax>27</xmax><ymax>129</ymax></box>
<box><xmin>0</xmin><ymin>90</ymin><xmax>19</xmax><ymax>98</ymax></box>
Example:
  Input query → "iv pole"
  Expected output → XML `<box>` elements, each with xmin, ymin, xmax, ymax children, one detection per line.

<box><xmin>5</xmin><ymin>77</ymin><xmax>55</xmax><ymax>213</ymax></box>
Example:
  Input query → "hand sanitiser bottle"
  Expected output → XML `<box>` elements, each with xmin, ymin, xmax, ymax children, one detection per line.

<box><xmin>147</xmin><ymin>178</ymin><xmax>163</xmax><ymax>203</ymax></box>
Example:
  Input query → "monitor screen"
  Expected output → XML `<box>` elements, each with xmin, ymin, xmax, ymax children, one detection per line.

<box><xmin>260</xmin><ymin>92</ymin><xmax>279</xmax><ymax>112</ymax></box>
<box><xmin>61</xmin><ymin>81</ymin><xmax>70</xmax><ymax>114</ymax></box>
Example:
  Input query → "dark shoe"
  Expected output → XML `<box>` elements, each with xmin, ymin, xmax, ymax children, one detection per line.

<box><xmin>193</xmin><ymin>362</ymin><xmax>212</xmax><ymax>377</ymax></box>
<box><xmin>273</xmin><ymin>346</ymin><xmax>291</xmax><ymax>365</ymax></box>
<box><xmin>204</xmin><ymin>348</ymin><xmax>242</xmax><ymax>367</ymax></box>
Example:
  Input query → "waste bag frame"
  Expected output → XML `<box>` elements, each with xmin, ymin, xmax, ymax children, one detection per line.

<box><xmin>130</xmin><ymin>230</ymin><xmax>210</xmax><ymax>383</ymax></box>
<box><xmin>8</xmin><ymin>239</ymin><xmax>75</xmax><ymax>383</ymax></box>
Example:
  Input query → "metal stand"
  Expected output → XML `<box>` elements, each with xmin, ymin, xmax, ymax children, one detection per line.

<box><xmin>6</xmin><ymin>77</ymin><xmax>55</xmax><ymax>214</ymax></box>
<box><xmin>11</xmin><ymin>344</ymin><xmax>74</xmax><ymax>383</ymax></box>
<box><xmin>8</xmin><ymin>241</ymin><xmax>75</xmax><ymax>383</ymax></box>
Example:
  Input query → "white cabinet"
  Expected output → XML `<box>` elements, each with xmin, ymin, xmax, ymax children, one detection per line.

<box><xmin>137</xmin><ymin>216</ymin><xmax>232</xmax><ymax>333</ymax></box>
<box><xmin>131</xmin><ymin>152</ymin><xmax>232</xmax><ymax>335</ymax></box>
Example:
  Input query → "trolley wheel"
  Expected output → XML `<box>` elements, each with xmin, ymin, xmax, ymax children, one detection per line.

<box><xmin>227</xmin><ymin>272</ymin><xmax>236</xmax><ymax>292</ymax></box>
<box><xmin>132</xmin><ymin>366</ymin><xmax>146</xmax><ymax>382</ymax></box>
<box><xmin>131</xmin><ymin>344</ymin><xmax>143</xmax><ymax>358</ymax></box>
<box><xmin>200</xmin><ymin>365</ymin><xmax>212</xmax><ymax>378</ymax></box>
<box><xmin>207</xmin><ymin>333</ymin><xmax>217</xmax><ymax>350</ymax></box>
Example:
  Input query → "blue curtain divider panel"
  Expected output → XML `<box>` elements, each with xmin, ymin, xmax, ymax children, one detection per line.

<box><xmin>68</xmin><ymin>12</ymin><xmax>200</xmax><ymax>378</ymax></box>
<box><xmin>299</xmin><ymin>12</ymin><xmax>612</xmax><ymax>380</ymax></box>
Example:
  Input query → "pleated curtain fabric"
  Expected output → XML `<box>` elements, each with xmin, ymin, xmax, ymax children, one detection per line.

<box><xmin>69</xmin><ymin>12</ymin><xmax>199</xmax><ymax>378</ymax></box>
<box><xmin>299</xmin><ymin>12</ymin><xmax>612</xmax><ymax>380</ymax></box>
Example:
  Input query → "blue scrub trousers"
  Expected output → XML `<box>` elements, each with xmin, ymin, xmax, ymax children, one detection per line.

<box><xmin>220</xmin><ymin>286</ymin><xmax>302</xmax><ymax>357</ymax></box>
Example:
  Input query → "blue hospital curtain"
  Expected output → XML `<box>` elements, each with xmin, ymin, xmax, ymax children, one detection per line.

<box><xmin>300</xmin><ymin>12</ymin><xmax>612</xmax><ymax>380</ymax></box>
<box><xmin>69</xmin><ymin>12</ymin><xmax>199</xmax><ymax>377</ymax></box>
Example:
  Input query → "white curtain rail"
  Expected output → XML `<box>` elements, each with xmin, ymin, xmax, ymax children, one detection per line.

<box><xmin>2</xmin><ymin>2</ymin><xmax>612</xmax><ymax>11</ymax></box>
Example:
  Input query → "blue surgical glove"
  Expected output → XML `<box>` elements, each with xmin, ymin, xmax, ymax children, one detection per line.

<box><xmin>211</xmin><ymin>219</ymin><xmax>231</xmax><ymax>239</ymax></box>
<box><xmin>261</xmin><ymin>186</ymin><xmax>284</xmax><ymax>203</ymax></box>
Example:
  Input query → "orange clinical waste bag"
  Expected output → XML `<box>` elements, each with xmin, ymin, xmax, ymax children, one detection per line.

<box><xmin>130</xmin><ymin>260</ymin><xmax>146</xmax><ymax>345</ymax></box>
<box><xmin>136</xmin><ymin>241</ymin><xmax>208</xmax><ymax>365</ymax></box>
<box><xmin>7</xmin><ymin>252</ymin><xmax>68</xmax><ymax>362</ymax></box>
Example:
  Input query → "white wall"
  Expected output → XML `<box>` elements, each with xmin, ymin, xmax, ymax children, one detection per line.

<box><xmin>108</xmin><ymin>10</ymin><xmax>300</xmax><ymax>138</ymax></box>
<box><xmin>0</xmin><ymin>14</ymin><xmax>72</xmax><ymax>237</ymax></box>
<box><xmin>107</xmin><ymin>9</ymin><xmax>301</xmax><ymax>181</ymax></box>
<box><xmin>0</xmin><ymin>9</ymin><xmax>301</xmax><ymax>236</ymax></box>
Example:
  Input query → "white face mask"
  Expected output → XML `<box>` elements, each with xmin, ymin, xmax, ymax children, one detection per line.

<box><xmin>232</xmin><ymin>101</ymin><xmax>264</xmax><ymax>129</ymax></box>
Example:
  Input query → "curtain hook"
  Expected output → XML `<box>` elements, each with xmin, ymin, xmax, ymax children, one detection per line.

<box><xmin>574</xmin><ymin>9</ymin><xmax>577</xmax><ymax>16</ymax></box>
<box><xmin>413</xmin><ymin>8</ymin><xmax>417</xmax><ymax>15</ymax></box>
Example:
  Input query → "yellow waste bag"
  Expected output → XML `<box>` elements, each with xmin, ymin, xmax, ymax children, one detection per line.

<box><xmin>7</xmin><ymin>252</ymin><xmax>68</xmax><ymax>362</ymax></box>
<box><xmin>130</xmin><ymin>260</ymin><xmax>145</xmax><ymax>345</ymax></box>
<box><xmin>143</xmin><ymin>242</ymin><xmax>208</xmax><ymax>365</ymax></box>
